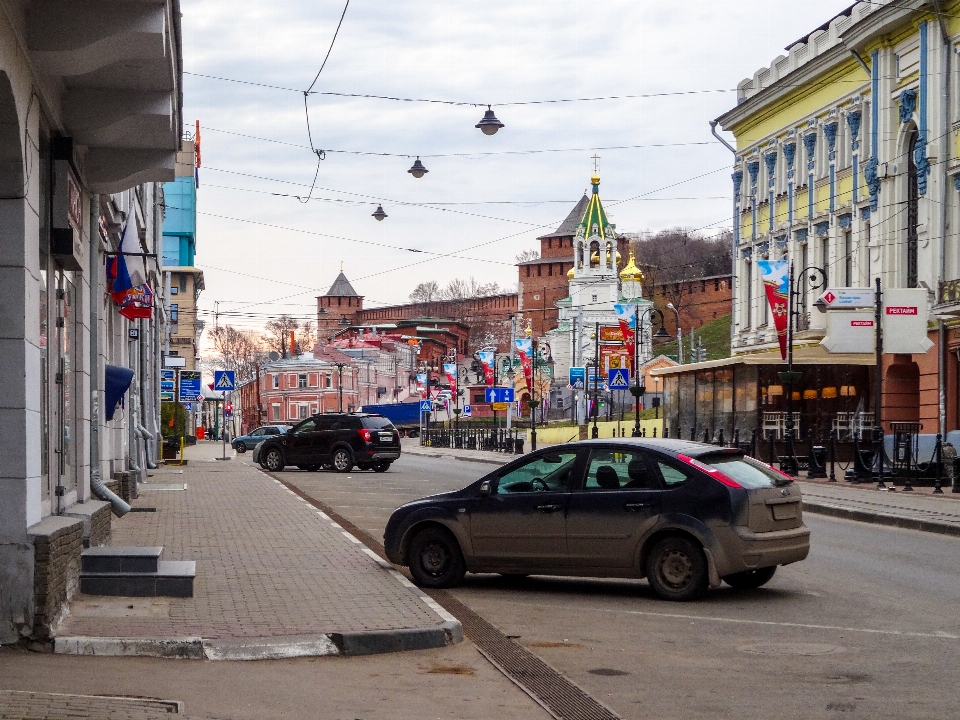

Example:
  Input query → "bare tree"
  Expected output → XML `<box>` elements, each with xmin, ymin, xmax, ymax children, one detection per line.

<box><xmin>208</xmin><ymin>325</ymin><xmax>268</xmax><ymax>381</ymax></box>
<box><xmin>297</xmin><ymin>321</ymin><xmax>317</xmax><ymax>354</ymax></box>
<box><xmin>515</xmin><ymin>248</ymin><xmax>540</xmax><ymax>263</ymax></box>
<box><xmin>409</xmin><ymin>281</ymin><xmax>440</xmax><ymax>303</ymax></box>
<box><xmin>263</xmin><ymin>315</ymin><xmax>300</xmax><ymax>358</ymax></box>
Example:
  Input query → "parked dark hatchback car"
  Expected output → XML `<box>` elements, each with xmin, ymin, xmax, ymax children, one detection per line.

<box><xmin>232</xmin><ymin>425</ymin><xmax>288</xmax><ymax>453</ymax></box>
<box><xmin>384</xmin><ymin>438</ymin><xmax>810</xmax><ymax>601</ymax></box>
<box><xmin>257</xmin><ymin>413</ymin><xmax>400</xmax><ymax>473</ymax></box>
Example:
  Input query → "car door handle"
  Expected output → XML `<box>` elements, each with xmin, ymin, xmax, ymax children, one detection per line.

<box><xmin>536</xmin><ymin>504</ymin><xmax>562</xmax><ymax>513</ymax></box>
<box><xmin>624</xmin><ymin>502</ymin><xmax>652</xmax><ymax>511</ymax></box>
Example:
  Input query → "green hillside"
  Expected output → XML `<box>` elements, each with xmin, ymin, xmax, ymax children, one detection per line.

<box><xmin>651</xmin><ymin>314</ymin><xmax>731</xmax><ymax>363</ymax></box>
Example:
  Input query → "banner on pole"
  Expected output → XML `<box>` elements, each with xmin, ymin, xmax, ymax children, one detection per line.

<box><xmin>757</xmin><ymin>259</ymin><xmax>790</xmax><ymax>360</ymax></box>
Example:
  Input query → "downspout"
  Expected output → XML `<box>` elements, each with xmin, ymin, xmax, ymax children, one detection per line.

<box><xmin>932</xmin><ymin>0</ymin><xmax>949</xmax><ymax>433</ymax></box>
<box><xmin>710</xmin><ymin>119</ymin><xmax>738</xmax><ymax>357</ymax></box>
<box><xmin>89</xmin><ymin>194</ymin><xmax>130</xmax><ymax>517</ymax></box>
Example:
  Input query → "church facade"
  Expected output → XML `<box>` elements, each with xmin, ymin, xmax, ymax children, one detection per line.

<box><xmin>545</xmin><ymin>173</ymin><xmax>655</xmax><ymax>418</ymax></box>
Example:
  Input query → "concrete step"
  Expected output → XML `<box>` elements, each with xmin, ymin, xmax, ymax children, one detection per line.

<box><xmin>81</xmin><ymin>546</ymin><xmax>163</xmax><ymax>574</ymax></box>
<box><xmin>80</xmin><ymin>560</ymin><xmax>196</xmax><ymax>598</ymax></box>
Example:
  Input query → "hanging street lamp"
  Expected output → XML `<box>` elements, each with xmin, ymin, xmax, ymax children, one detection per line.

<box><xmin>408</xmin><ymin>157</ymin><xmax>429</xmax><ymax>178</ymax></box>
<box><xmin>371</xmin><ymin>204</ymin><xmax>387</xmax><ymax>221</ymax></box>
<box><xmin>475</xmin><ymin>105</ymin><xmax>504</xmax><ymax>136</ymax></box>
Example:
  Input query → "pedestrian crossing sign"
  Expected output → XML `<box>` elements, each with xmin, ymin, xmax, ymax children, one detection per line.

<box><xmin>608</xmin><ymin>369</ymin><xmax>630</xmax><ymax>390</ymax></box>
<box><xmin>420</xmin><ymin>400</ymin><xmax>432</xmax><ymax>412</ymax></box>
<box><xmin>214</xmin><ymin>370</ymin><xmax>236</xmax><ymax>391</ymax></box>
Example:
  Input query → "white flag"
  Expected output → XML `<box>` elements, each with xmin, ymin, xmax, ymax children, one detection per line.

<box><xmin>119</xmin><ymin>219</ymin><xmax>146</xmax><ymax>288</ymax></box>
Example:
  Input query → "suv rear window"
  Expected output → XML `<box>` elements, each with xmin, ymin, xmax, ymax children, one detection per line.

<box><xmin>361</xmin><ymin>416</ymin><xmax>396</xmax><ymax>431</ymax></box>
<box><xmin>700</xmin><ymin>455</ymin><xmax>791</xmax><ymax>489</ymax></box>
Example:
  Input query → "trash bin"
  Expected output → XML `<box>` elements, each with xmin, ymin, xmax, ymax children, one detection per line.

<box><xmin>515</xmin><ymin>438</ymin><xmax>524</xmax><ymax>454</ymax></box>
<box><xmin>195</xmin><ymin>426</ymin><xmax>205</xmax><ymax>440</ymax></box>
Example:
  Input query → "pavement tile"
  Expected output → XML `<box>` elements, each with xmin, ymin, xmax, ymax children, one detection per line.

<box><xmin>58</xmin><ymin>442</ymin><xmax>448</xmax><ymax>644</ymax></box>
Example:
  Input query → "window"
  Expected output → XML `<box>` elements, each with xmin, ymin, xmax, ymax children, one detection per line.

<box><xmin>298</xmin><ymin>373</ymin><xmax>307</xmax><ymax>388</ymax></box>
<box><xmin>583</xmin><ymin>449</ymin><xmax>662</xmax><ymax>491</ymax></box>
<box><xmin>179</xmin><ymin>274</ymin><xmax>187</xmax><ymax>292</ymax></box>
<box><xmin>325</xmin><ymin>374</ymin><xmax>332</xmax><ymax>388</ymax></box>
<box><xmin>271</xmin><ymin>403</ymin><xmax>281</xmax><ymax>420</ymax></box>
<box><xmin>821</xmin><ymin>236</ymin><xmax>829</xmax><ymax>289</ymax></box>
<box><xmin>170</xmin><ymin>303</ymin><xmax>179</xmax><ymax>322</ymax></box>
<box><xmin>655</xmin><ymin>460</ymin><xmax>691</xmax><ymax>487</ymax></box>
<box><xmin>292</xmin><ymin>418</ymin><xmax>317</xmax><ymax>433</ymax></box>
<box><xmin>272</xmin><ymin>374</ymin><xmax>279</xmax><ymax>389</ymax></box>
<box><xmin>170</xmin><ymin>286</ymin><xmax>178</xmax><ymax>295</ymax></box>
<box><xmin>844</xmin><ymin>230</ymin><xmax>852</xmax><ymax>286</ymax></box>
<box><xmin>907</xmin><ymin>127</ymin><xmax>919</xmax><ymax>288</ymax></box>
<box><xmin>494</xmin><ymin>451</ymin><xmax>578</xmax><ymax>494</ymax></box>
<box><xmin>744</xmin><ymin>261</ymin><xmax>753</xmax><ymax>329</ymax></box>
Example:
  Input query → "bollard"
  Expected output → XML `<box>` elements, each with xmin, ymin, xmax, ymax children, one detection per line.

<box><xmin>828</xmin><ymin>430</ymin><xmax>837</xmax><ymax>482</ymax></box>
<box><xmin>717</xmin><ymin>428</ymin><xmax>725</xmax><ymax>447</ymax></box>
<box><xmin>652</xmin><ymin>426</ymin><xmax>658</xmax><ymax>438</ymax></box>
<box><xmin>691</xmin><ymin>427</ymin><xmax>696</xmax><ymax>441</ymax></box>
<box><xmin>733</xmin><ymin>428</ymin><xmax>740</xmax><ymax>448</ymax></box>
<box><xmin>750</xmin><ymin>428</ymin><xmax>757</xmax><ymax>459</ymax></box>
<box><xmin>934</xmin><ymin>433</ymin><xmax>944</xmax><ymax>494</ymax></box>
<box><xmin>768</xmin><ymin>431</ymin><xmax>775</xmax><ymax>467</ymax></box>
<box><xmin>641</xmin><ymin>427</ymin><xmax>646</xmax><ymax>437</ymax></box>
<box><xmin>703</xmin><ymin>428</ymin><xmax>710</xmax><ymax>444</ymax></box>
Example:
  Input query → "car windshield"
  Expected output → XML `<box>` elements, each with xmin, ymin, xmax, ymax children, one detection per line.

<box><xmin>700</xmin><ymin>454</ymin><xmax>791</xmax><ymax>489</ymax></box>
<box><xmin>361</xmin><ymin>417</ymin><xmax>396</xmax><ymax>431</ymax></box>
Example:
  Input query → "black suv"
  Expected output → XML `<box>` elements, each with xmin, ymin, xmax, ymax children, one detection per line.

<box><xmin>257</xmin><ymin>413</ymin><xmax>401</xmax><ymax>473</ymax></box>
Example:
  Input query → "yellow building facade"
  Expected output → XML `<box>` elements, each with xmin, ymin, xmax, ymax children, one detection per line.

<box><xmin>716</xmin><ymin>0</ymin><xmax>960</xmax><ymax>433</ymax></box>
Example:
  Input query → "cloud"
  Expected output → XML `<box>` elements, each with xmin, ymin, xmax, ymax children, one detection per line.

<box><xmin>181</xmin><ymin>0</ymin><xmax>847</xmax><ymax>330</ymax></box>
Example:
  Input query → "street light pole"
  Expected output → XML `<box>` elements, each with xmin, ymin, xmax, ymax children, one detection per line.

<box><xmin>335</xmin><ymin>362</ymin><xmax>346</xmax><ymax>413</ymax></box>
<box><xmin>632</xmin><ymin>302</ymin><xmax>641</xmax><ymax>437</ymax></box>
<box><xmin>592</xmin><ymin>321</ymin><xmax>600</xmax><ymax>439</ymax></box>
<box><xmin>530</xmin><ymin>339</ymin><xmax>537</xmax><ymax>451</ymax></box>
<box><xmin>667</xmin><ymin>302</ymin><xmax>682</xmax><ymax>364</ymax></box>
<box><xmin>507</xmin><ymin>314</ymin><xmax>515</xmax><ymax>434</ymax></box>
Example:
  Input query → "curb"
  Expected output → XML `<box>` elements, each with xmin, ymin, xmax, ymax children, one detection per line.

<box><xmin>403</xmin><ymin>447</ymin><xmax>507</xmax><ymax>466</ymax></box>
<box><xmin>802</xmin><ymin>501</ymin><xmax>960</xmax><ymax>538</ymax></box>
<box><xmin>54</xmin><ymin>622</ymin><xmax>462</xmax><ymax>661</ymax></box>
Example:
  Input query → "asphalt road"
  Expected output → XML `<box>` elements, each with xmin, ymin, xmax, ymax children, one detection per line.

<box><xmin>277</xmin><ymin>451</ymin><xmax>960</xmax><ymax>720</ymax></box>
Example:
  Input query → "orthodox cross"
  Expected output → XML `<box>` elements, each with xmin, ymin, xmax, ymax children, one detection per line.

<box><xmin>591</xmin><ymin>154</ymin><xmax>601</xmax><ymax>173</ymax></box>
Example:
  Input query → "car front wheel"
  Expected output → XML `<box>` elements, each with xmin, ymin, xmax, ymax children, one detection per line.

<box><xmin>408</xmin><ymin>527</ymin><xmax>466</xmax><ymax>589</ymax></box>
<box><xmin>263</xmin><ymin>448</ymin><xmax>285</xmax><ymax>472</ymax></box>
<box><xmin>331</xmin><ymin>448</ymin><xmax>353</xmax><ymax>473</ymax></box>
<box><xmin>646</xmin><ymin>536</ymin><xmax>707</xmax><ymax>602</ymax></box>
<box><xmin>372</xmin><ymin>461</ymin><xmax>391</xmax><ymax>473</ymax></box>
<box><xmin>723</xmin><ymin>566</ymin><xmax>777</xmax><ymax>590</ymax></box>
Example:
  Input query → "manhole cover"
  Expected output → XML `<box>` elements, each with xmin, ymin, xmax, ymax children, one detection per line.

<box><xmin>738</xmin><ymin>643</ymin><xmax>844</xmax><ymax>656</ymax></box>
<box><xmin>588</xmin><ymin>668</ymin><xmax>630</xmax><ymax>676</ymax></box>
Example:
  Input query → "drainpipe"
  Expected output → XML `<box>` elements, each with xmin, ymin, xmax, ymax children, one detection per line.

<box><xmin>934</xmin><ymin>4</ymin><xmax>950</xmax><ymax>434</ymax></box>
<box><xmin>89</xmin><ymin>193</ymin><xmax>130</xmax><ymax>517</ymax></box>
<box><xmin>710</xmin><ymin>119</ymin><xmax>738</xmax><ymax>357</ymax></box>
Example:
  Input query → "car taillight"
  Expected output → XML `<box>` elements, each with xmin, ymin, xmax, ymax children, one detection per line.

<box><xmin>358</xmin><ymin>429</ymin><xmax>372</xmax><ymax>442</ymax></box>
<box><xmin>677</xmin><ymin>453</ymin><xmax>743</xmax><ymax>489</ymax></box>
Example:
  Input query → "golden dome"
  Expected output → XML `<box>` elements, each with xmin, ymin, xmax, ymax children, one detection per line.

<box><xmin>567</xmin><ymin>267</ymin><xmax>575</xmax><ymax>280</ymax></box>
<box><xmin>619</xmin><ymin>250</ymin><xmax>644</xmax><ymax>283</ymax></box>
<box><xmin>590</xmin><ymin>248</ymin><xmax>622</xmax><ymax>265</ymax></box>
<box><xmin>591</xmin><ymin>172</ymin><xmax>600</xmax><ymax>186</ymax></box>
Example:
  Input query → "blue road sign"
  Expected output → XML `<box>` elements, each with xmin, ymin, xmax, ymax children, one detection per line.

<box><xmin>178</xmin><ymin>371</ymin><xmax>202</xmax><ymax>403</ymax></box>
<box><xmin>569</xmin><ymin>367</ymin><xmax>586</xmax><ymax>389</ymax></box>
<box><xmin>462</xmin><ymin>404</ymin><xmax>472</xmax><ymax>417</ymax></box>
<box><xmin>214</xmin><ymin>370</ymin><xmax>236</xmax><ymax>391</ymax></box>
<box><xmin>608</xmin><ymin>369</ymin><xmax>630</xmax><ymax>390</ymax></box>
<box><xmin>485</xmin><ymin>387</ymin><xmax>515</xmax><ymax>403</ymax></box>
<box><xmin>420</xmin><ymin>400</ymin><xmax>433</xmax><ymax>412</ymax></box>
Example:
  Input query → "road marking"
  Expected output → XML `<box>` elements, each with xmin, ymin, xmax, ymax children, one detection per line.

<box><xmin>490</xmin><ymin>599</ymin><xmax>960</xmax><ymax>640</ymax></box>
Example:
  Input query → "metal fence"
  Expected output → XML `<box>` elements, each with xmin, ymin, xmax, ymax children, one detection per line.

<box><xmin>420</xmin><ymin>426</ymin><xmax>525</xmax><ymax>454</ymax></box>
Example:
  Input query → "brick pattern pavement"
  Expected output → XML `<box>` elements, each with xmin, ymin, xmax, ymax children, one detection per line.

<box><xmin>58</xmin><ymin>443</ymin><xmax>445</xmax><ymax>641</ymax></box>
<box><xmin>0</xmin><ymin>691</ymin><xmax>182</xmax><ymax>719</ymax></box>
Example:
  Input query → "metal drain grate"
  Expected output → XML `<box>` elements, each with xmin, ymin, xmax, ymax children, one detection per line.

<box><xmin>277</xmin><ymin>476</ymin><xmax>621</xmax><ymax>720</ymax></box>
<box><xmin>429</xmin><ymin>589</ymin><xmax>620</xmax><ymax>720</ymax></box>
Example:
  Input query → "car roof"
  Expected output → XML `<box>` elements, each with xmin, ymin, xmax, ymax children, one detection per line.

<box><xmin>559</xmin><ymin>438</ymin><xmax>739</xmax><ymax>458</ymax></box>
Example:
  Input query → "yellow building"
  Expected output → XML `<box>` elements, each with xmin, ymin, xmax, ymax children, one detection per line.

<box><xmin>715</xmin><ymin>0</ymin><xmax>960</xmax><ymax>434</ymax></box>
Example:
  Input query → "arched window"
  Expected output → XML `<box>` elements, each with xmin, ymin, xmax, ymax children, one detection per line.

<box><xmin>907</xmin><ymin>128</ymin><xmax>919</xmax><ymax>288</ymax></box>
<box><xmin>589</xmin><ymin>240</ymin><xmax>600</xmax><ymax>267</ymax></box>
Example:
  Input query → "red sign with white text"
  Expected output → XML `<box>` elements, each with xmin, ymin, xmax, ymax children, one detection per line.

<box><xmin>886</xmin><ymin>306</ymin><xmax>918</xmax><ymax>315</ymax></box>
<box><xmin>850</xmin><ymin>320</ymin><xmax>874</xmax><ymax>327</ymax></box>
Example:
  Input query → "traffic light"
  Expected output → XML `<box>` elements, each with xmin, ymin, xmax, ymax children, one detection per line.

<box><xmin>224</xmin><ymin>402</ymin><xmax>233</xmax><ymax>417</ymax></box>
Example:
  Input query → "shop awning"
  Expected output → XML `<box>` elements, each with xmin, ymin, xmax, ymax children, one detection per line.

<box><xmin>649</xmin><ymin>344</ymin><xmax>875</xmax><ymax>376</ymax></box>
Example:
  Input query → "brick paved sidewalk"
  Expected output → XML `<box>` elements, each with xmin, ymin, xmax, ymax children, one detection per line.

<box><xmin>55</xmin><ymin>442</ymin><xmax>460</xmax><ymax>659</ymax></box>
<box><xmin>0</xmin><ymin>691</ymin><xmax>184</xmax><ymax>719</ymax></box>
<box><xmin>403</xmin><ymin>438</ymin><xmax>960</xmax><ymax>536</ymax></box>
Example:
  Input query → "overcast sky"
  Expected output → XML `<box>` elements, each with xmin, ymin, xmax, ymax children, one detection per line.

<box><xmin>182</xmin><ymin>0</ymin><xmax>846</xmax><ymax>337</ymax></box>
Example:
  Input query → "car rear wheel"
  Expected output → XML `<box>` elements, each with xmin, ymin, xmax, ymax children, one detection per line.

<box><xmin>646</xmin><ymin>536</ymin><xmax>707</xmax><ymax>602</ymax></box>
<box><xmin>332</xmin><ymin>448</ymin><xmax>353</xmax><ymax>473</ymax></box>
<box><xmin>263</xmin><ymin>448</ymin><xmax>285</xmax><ymax>472</ymax></box>
<box><xmin>372</xmin><ymin>461</ymin><xmax>391</xmax><ymax>473</ymax></box>
<box><xmin>408</xmin><ymin>527</ymin><xmax>466</xmax><ymax>589</ymax></box>
<box><xmin>307</xmin><ymin>464</ymin><xmax>321</xmax><ymax>472</ymax></box>
<box><xmin>723</xmin><ymin>566</ymin><xmax>777</xmax><ymax>590</ymax></box>
<box><xmin>236</xmin><ymin>442</ymin><xmax>247</xmax><ymax>453</ymax></box>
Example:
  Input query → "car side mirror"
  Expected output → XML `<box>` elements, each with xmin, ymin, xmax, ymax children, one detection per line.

<box><xmin>479</xmin><ymin>481</ymin><xmax>491</xmax><ymax>497</ymax></box>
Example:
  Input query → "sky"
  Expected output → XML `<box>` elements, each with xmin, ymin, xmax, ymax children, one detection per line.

<box><xmin>182</xmin><ymin>0</ymin><xmax>848</xmax><ymax>338</ymax></box>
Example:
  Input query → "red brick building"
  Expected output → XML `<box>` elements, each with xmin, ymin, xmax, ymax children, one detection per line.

<box><xmin>643</xmin><ymin>273</ymin><xmax>733</xmax><ymax>332</ymax></box>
